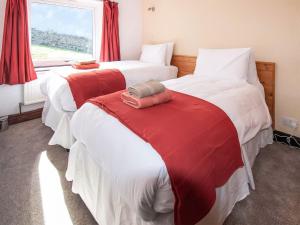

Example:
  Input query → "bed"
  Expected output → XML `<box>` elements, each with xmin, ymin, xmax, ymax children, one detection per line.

<box><xmin>66</xmin><ymin>48</ymin><xmax>275</xmax><ymax>225</ymax></box>
<box><xmin>41</xmin><ymin>59</ymin><xmax>178</xmax><ymax>148</ymax></box>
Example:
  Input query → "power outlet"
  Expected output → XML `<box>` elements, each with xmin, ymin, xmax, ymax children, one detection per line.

<box><xmin>280</xmin><ymin>116</ymin><xmax>299</xmax><ymax>130</ymax></box>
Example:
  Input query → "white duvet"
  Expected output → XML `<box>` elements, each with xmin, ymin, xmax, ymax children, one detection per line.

<box><xmin>40</xmin><ymin>60</ymin><xmax>178</xmax><ymax>113</ymax></box>
<box><xmin>69</xmin><ymin>75</ymin><xmax>272</xmax><ymax>222</ymax></box>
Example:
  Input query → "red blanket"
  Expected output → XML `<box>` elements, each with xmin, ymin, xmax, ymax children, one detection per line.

<box><xmin>65</xmin><ymin>69</ymin><xmax>126</xmax><ymax>108</ymax></box>
<box><xmin>89</xmin><ymin>90</ymin><xmax>243</xmax><ymax>225</ymax></box>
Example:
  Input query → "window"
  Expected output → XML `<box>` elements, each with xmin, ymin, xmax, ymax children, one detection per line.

<box><xmin>29</xmin><ymin>0</ymin><xmax>102</xmax><ymax>67</ymax></box>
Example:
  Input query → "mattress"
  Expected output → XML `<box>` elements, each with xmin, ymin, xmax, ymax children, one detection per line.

<box><xmin>66</xmin><ymin>127</ymin><xmax>273</xmax><ymax>225</ymax></box>
<box><xmin>67</xmin><ymin>74</ymin><xmax>272</xmax><ymax>224</ymax></box>
<box><xmin>41</xmin><ymin>60</ymin><xmax>178</xmax><ymax>114</ymax></box>
<box><xmin>41</xmin><ymin>60</ymin><xmax>178</xmax><ymax>148</ymax></box>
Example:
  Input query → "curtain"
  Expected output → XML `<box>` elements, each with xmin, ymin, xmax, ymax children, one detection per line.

<box><xmin>0</xmin><ymin>0</ymin><xmax>37</xmax><ymax>85</ymax></box>
<box><xmin>100</xmin><ymin>0</ymin><xmax>121</xmax><ymax>62</ymax></box>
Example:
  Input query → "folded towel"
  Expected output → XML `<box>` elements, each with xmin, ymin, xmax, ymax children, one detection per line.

<box><xmin>75</xmin><ymin>59</ymin><xmax>97</xmax><ymax>65</ymax></box>
<box><xmin>121</xmin><ymin>90</ymin><xmax>172</xmax><ymax>109</ymax></box>
<box><xmin>72</xmin><ymin>63</ymin><xmax>100</xmax><ymax>70</ymax></box>
<box><xmin>127</xmin><ymin>80</ymin><xmax>166</xmax><ymax>98</ymax></box>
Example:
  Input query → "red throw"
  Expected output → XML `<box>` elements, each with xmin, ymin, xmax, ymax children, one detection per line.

<box><xmin>0</xmin><ymin>0</ymin><xmax>37</xmax><ymax>85</ymax></box>
<box><xmin>89</xmin><ymin>90</ymin><xmax>243</xmax><ymax>225</ymax></box>
<box><xmin>66</xmin><ymin>69</ymin><xmax>125</xmax><ymax>108</ymax></box>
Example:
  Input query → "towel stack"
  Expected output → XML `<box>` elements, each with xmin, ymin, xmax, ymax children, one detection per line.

<box><xmin>72</xmin><ymin>59</ymin><xmax>99</xmax><ymax>70</ymax></box>
<box><xmin>121</xmin><ymin>80</ymin><xmax>172</xmax><ymax>109</ymax></box>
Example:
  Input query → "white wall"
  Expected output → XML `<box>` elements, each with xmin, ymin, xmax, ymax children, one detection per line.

<box><xmin>143</xmin><ymin>0</ymin><xmax>300</xmax><ymax>136</ymax></box>
<box><xmin>0</xmin><ymin>0</ymin><xmax>144</xmax><ymax>117</ymax></box>
<box><xmin>119</xmin><ymin>0</ymin><xmax>143</xmax><ymax>60</ymax></box>
<box><xmin>0</xmin><ymin>0</ymin><xmax>23</xmax><ymax>117</ymax></box>
<box><xmin>0</xmin><ymin>0</ymin><xmax>5</xmax><ymax>55</ymax></box>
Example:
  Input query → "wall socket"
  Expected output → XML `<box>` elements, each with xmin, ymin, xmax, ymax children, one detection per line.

<box><xmin>280</xmin><ymin>116</ymin><xmax>299</xmax><ymax>130</ymax></box>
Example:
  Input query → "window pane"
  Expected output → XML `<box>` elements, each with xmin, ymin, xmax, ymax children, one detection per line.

<box><xmin>31</xmin><ymin>3</ymin><xmax>94</xmax><ymax>62</ymax></box>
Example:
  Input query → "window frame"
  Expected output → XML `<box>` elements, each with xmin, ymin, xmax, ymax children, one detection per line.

<box><xmin>28</xmin><ymin>0</ymin><xmax>102</xmax><ymax>68</ymax></box>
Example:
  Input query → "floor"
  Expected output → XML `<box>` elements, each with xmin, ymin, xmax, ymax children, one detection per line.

<box><xmin>0</xmin><ymin>119</ymin><xmax>299</xmax><ymax>225</ymax></box>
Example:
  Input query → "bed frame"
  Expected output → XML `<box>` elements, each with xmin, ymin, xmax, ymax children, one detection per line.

<box><xmin>171</xmin><ymin>55</ymin><xmax>276</xmax><ymax>127</ymax></box>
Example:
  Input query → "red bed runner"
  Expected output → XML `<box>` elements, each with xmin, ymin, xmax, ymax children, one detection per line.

<box><xmin>65</xmin><ymin>69</ymin><xmax>126</xmax><ymax>108</ymax></box>
<box><xmin>89</xmin><ymin>90</ymin><xmax>243</xmax><ymax>225</ymax></box>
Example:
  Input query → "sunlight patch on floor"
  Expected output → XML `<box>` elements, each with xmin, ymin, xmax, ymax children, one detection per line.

<box><xmin>38</xmin><ymin>151</ymin><xmax>73</xmax><ymax>225</ymax></box>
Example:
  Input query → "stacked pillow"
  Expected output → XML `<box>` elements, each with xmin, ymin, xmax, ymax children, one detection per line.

<box><xmin>139</xmin><ymin>42</ymin><xmax>174</xmax><ymax>66</ymax></box>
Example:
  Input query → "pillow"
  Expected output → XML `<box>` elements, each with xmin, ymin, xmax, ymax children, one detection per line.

<box><xmin>165</xmin><ymin>42</ymin><xmax>174</xmax><ymax>66</ymax></box>
<box><xmin>140</xmin><ymin>44</ymin><xmax>167</xmax><ymax>66</ymax></box>
<box><xmin>194</xmin><ymin>48</ymin><xmax>251</xmax><ymax>81</ymax></box>
<box><xmin>247</xmin><ymin>50</ymin><xmax>265</xmax><ymax>97</ymax></box>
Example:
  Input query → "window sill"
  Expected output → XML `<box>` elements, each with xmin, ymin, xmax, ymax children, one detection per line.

<box><xmin>34</xmin><ymin>60</ymin><xmax>72</xmax><ymax>69</ymax></box>
<box><xmin>35</xmin><ymin>65</ymin><xmax>72</xmax><ymax>74</ymax></box>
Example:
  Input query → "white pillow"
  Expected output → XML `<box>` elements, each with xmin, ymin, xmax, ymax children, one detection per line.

<box><xmin>140</xmin><ymin>44</ymin><xmax>167</xmax><ymax>66</ymax></box>
<box><xmin>247</xmin><ymin>50</ymin><xmax>265</xmax><ymax>97</ymax></box>
<box><xmin>194</xmin><ymin>48</ymin><xmax>251</xmax><ymax>81</ymax></box>
<box><xmin>165</xmin><ymin>42</ymin><xmax>174</xmax><ymax>66</ymax></box>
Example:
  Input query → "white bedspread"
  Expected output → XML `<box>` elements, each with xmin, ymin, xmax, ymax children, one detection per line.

<box><xmin>41</xmin><ymin>60</ymin><xmax>178</xmax><ymax>113</ymax></box>
<box><xmin>69</xmin><ymin>75</ymin><xmax>272</xmax><ymax>223</ymax></box>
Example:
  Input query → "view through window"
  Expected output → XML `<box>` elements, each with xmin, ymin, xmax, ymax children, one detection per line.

<box><xmin>31</xmin><ymin>2</ymin><xmax>94</xmax><ymax>63</ymax></box>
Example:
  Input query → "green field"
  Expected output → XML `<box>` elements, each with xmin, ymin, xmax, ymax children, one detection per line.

<box><xmin>31</xmin><ymin>45</ymin><xmax>92</xmax><ymax>61</ymax></box>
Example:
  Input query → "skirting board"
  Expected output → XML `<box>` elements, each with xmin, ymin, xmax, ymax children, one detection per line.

<box><xmin>273</xmin><ymin>130</ymin><xmax>300</xmax><ymax>149</ymax></box>
<box><xmin>8</xmin><ymin>108</ymin><xmax>43</xmax><ymax>125</ymax></box>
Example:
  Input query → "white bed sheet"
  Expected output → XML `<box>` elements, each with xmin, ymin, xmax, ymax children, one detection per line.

<box><xmin>41</xmin><ymin>60</ymin><xmax>178</xmax><ymax>114</ymax></box>
<box><xmin>41</xmin><ymin>61</ymin><xmax>178</xmax><ymax>148</ymax></box>
<box><xmin>67</xmin><ymin>75</ymin><xmax>272</xmax><ymax>224</ymax></box>
<box><xmin>66</xmin><ymin>128</ymin><xmax>272</xmax><ymax>225</ymax></box>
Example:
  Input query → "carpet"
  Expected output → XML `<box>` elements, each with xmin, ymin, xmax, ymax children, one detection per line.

<box><xmin>0</xmin><ymin>119</ymin><xmax>299</xmax><ymax>225</ymax></box>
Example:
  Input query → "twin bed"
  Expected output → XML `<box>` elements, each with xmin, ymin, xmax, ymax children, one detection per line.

<box><xmin>41</xmin><ymin>60</ymin><xmax>178</xmax><ymax>148</ymax></box>
<box><xmin>41</xmin><ymin>47</ymin><xmax>275</xmax><ymax>225</ymax></box>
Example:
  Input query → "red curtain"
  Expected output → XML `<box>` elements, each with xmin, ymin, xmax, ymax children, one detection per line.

<box><xmin>0</xmin><ymin>0</ymin><xmax>37</xmax><ymax>85</ymax></box>
<box><xmin>100</xmin><ymin>0</ymin><xmax>121</xmax><ymax>62</ymax></box>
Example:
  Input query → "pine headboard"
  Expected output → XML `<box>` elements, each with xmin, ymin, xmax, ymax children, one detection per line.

<box><xmin>171</xmin><ymin>55</ymin><xmax>275</xmax><ymax>127</ymax></box>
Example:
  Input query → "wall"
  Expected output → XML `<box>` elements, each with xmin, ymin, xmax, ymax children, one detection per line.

<box><xmin>0</xmin><ymin>0</ymin><xmax>24</xmax><ymax>117</ymax></box>
<box><xmin>119</xmin><ymin>0</ymin><xmax>143</xmax><ymax>60</ymax></box>
<box><xmin>0</xmin><ymin>0</ymin><xmax>143</xmax><ymax>117</ymax></box>
<box><xmin>143</xmin><ymin>0</ymin><xmax>300</xmax><ymax>136</ymax></box>
<box><xmin>0</xmin><ymin>0</ymin><xmax>4</xmax><ymax>55</ymax></box>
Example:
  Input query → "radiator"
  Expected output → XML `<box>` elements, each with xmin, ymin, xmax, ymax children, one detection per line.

<box><xmin>23</xmin><ymin>71</ymin><xmax>47</xmax><ymax>105</ymax></box>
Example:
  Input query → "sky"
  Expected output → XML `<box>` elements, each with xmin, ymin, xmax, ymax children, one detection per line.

<box><xmin>31</xmin><ymin>3</ymin><xmax>93</xmax><ymax>39</ymax></box>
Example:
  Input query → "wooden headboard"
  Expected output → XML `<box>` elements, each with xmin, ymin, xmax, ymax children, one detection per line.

<box><xmin>171</xmin><ymin>55</ymin><xmax>276</xmax><ymax>127</ymax></box>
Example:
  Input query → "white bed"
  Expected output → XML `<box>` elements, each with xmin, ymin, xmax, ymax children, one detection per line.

<box><xmin>67</xmin><ymin>129</ymin><xmax>272</xmax><ymax>225</ymax></box>
<box><xmin>66</xmin><ymin>75</ymin><xmax>272</xmax><ymax>225</ymax></box>
<box><xmin>65</xmin><ymin>48</ymin><xmax>274</xmax><ymax>225</ymax></box>
<box><xmin>41</xmin><ymin>60</ymin><xmax>178</xmax><ymax>148</ymax></box>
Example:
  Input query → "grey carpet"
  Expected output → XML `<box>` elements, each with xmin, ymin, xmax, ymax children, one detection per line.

<box><xmin>0</xmin><ymin>119</ymin><xmax>299</xmax><ymax>225</ymax></box>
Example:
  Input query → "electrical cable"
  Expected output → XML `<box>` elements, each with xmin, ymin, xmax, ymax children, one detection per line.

<box><xmin>274</xmin><ymin>129</ymin><xmax>300</xmax><ymax>150</ymax></box>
